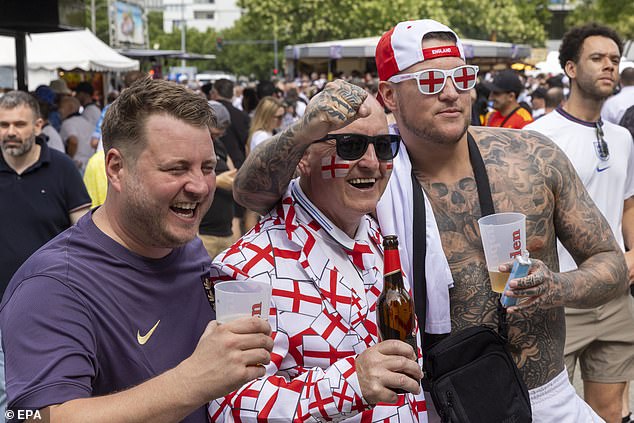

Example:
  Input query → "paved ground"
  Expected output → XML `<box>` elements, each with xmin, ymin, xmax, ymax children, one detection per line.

<box><xmin>572</xmin><ymin>366</ymin><xmax>633</xmax><ymax>417</ymax></box>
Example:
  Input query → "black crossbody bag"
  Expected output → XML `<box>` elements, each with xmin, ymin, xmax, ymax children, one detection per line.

<box><xmin>411</xmin><ymin>133</ymin><xmax>532</xmax><ymax>422</ymax></box>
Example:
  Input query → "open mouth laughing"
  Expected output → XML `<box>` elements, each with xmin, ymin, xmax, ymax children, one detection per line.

<box><xmin>348</xmin><ymin>177</ymin><xmax>377</xmax><ymax>190</ymax></box>
<box><xmin>170</xmin><ymin>202</ymin><xmax>198</xmax><ymax>218</ymax></box>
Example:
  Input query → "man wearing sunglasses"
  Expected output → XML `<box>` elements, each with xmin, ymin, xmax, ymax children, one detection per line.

<box><xmin>526</xmin><ymin>24</ymin><xmax>634</xmax><ymax>423</ymax></box>
<box><xmin>232</xmin><ymin>19</ymin><xmax>628</xmax><ymax>422</ymax></box>
<box><xmin>208</xmin><ymin>88</ymin><xmax>426</xmax><ymax>421</ymax></box>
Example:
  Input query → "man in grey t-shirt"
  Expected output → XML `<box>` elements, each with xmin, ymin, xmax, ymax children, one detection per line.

<box><xmin>1</xmin><ymin>78</ymin><xmax>273</xmax><ymax>423</ymax></box>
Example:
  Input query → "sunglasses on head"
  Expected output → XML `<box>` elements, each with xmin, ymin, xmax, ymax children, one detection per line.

<box><xmin>388</xmin><ymin>65</ymin><xmax>479</xmax><ymax>95</ymax></box>
<box><xmin>595</xmin><ymin>121</ymin><xmax>609</xmax><ymax>161</ymax></box>
<box><xmin>314</xmin><ymin>133</ymin><xmax>400</xmax><ymax>161</ymax></box>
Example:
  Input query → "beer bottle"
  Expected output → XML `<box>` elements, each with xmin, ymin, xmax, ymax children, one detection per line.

<box><xmin>377</xmin><ymin>235</ymin><xmax>417</xmax><ymax>393</ymax></box>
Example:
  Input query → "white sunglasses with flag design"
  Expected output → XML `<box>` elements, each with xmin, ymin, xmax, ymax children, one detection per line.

<box><xmin>388</xmin><ymin>65</ymin><xmax>479</xmax><ymax>95</ymax></box>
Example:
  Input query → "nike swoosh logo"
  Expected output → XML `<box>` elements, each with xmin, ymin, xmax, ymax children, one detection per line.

<box><xmin>137</xmin><ymin>320</ymin><xmax>160</xmax><ymax>345</ymax></box>
<box><xmin>597</xmin><ymin>166</ymin><xmax>610</xmax><ymax>172</ymax></box>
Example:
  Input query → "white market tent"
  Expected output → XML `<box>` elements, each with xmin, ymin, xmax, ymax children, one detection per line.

<box><xmin>0</xmin><ymin>28</ymin><xmax>139</xmax><ymax>72</ymax></box>
<box><xmin>284</xmin><ymin>36</ymin><xmax>532</xmax><ymax>77</ymax></box>
<box><xmin>0</xmin><ymin>29</ymin><xmax>139</xmax><ymax>88</ymax></box>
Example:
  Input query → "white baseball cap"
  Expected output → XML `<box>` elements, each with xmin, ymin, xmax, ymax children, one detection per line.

<box><xmin>375</xmin><ymin>19</ymin><xmax>465</xmax><ymax>82</ymax></box>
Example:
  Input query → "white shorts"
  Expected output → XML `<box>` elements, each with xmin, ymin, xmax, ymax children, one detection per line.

<box><xmin>529</xmin><ymin>369</ymin><xmax>604</xmax><ymax>422</ymax></box>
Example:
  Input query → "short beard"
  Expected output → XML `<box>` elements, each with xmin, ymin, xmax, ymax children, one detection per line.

<box><xmin>1</xmin><ymin>134</ymin><xmax>35</xmax><ymax>157</ymax></box>
<box><xmin>576</xmin><ymin>79</ymin><xmax>613</xmax><ymax>102</ymax></box>
<box><xmin>397</xmin><ymin>96</ymin><xmax>469</xmax><ymax>146</ymax></box>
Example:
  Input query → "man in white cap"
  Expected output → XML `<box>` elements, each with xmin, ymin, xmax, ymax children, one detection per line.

<box><xmin>231</xmin><ymin>19</ymin><xmax>628</xmax><ymax>422</ymax></box>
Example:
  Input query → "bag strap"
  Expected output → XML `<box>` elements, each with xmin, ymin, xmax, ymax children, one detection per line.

<box><xmin>499</xmin><ymin>106</ymin><xmax>521</xmax><ymax>128</ymax></box>
<box><xmin>410</xmin><ymin>133</ymin><xmax>509</xmax><ymax>349</ymax></box>
<box><xmin>468</xmin><ymin>133</ymin><xmax>509</xmax><ymax>341</ymax></box>
<box><xmin>411</xmin><ymin>170</ymin><xmax>432</xmax><ymax>350</ymax></box>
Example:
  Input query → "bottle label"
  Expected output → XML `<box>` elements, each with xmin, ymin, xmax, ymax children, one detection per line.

<box><xmin>383</xmin><ymin>248</ymin><xmax>401</xmax><ymax>276</ymax></box>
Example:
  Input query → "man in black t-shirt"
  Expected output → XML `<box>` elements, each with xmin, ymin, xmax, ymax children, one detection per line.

<box><xmin>199</xmin><ymin>100</ymin><xmax>237</xmax><ymax>259</ymax></box>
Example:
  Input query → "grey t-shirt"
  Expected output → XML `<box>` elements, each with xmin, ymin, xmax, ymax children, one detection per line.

<box><xmin>0</xmin><ymin>212</ymin><xmax>215</xmax><ymax>422</ymax></box>
<box><xmin>41</xmin><ymin>124</ymin><xmax>65</xmax><ymax>153</ymax></box>
<box><xmin>60</xmin><ymin>115</ymin><xmax>95</xmax><ymax>174</ymax></box>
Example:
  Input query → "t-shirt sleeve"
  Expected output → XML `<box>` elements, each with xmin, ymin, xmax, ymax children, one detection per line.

<box><xmin>59</xmin><ymin>154</ymin><xmax>92</xmax><ymax>211</ymax></box>
<box><xmin>624</xmin><ymin>132</ymin><xmax>634</xmax><ymax>200</ymax></box>
<box><xmin>1</xmin><ymin>276</ymin><xmax>96</xmax><ymax>410</ymax></box>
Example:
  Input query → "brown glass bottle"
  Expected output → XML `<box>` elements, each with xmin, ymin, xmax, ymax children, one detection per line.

<box><xmin>377</xmin><ymin>235</ymin><xmax>417</xmax><ymax>394</ymax></box>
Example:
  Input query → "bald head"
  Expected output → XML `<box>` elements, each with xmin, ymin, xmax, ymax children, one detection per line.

<box><xmin>59</xmin><ymin>96</ymin><xmax>81</xmax><ymax>119</ymax></box>
<box><xmin>332</xmin><ymin>94</ymin><xmax>388</xmax><ymax>136</ymax></box>
<box><xmin>621</xmin><ymin>67</ymin><xmax>634</xmax><ymax>86</ymax></box>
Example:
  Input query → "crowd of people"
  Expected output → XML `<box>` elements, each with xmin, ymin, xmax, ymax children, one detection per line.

<box><xmin>0</xmin><ymin>17</ymin><xmax>632</xmax><ymax>423</ymax></box>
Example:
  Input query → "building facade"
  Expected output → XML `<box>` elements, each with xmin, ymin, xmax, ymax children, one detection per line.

<box><xmin>163</xmin><ymin>0</ymin><xmax>242</xmax><ymax>32</ymax></box>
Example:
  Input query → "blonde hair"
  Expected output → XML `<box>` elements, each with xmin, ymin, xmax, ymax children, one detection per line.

<box><xmin>248</xmin><ymin>96</ymin><xmax>283</xmax><ymax>150</ymax></box>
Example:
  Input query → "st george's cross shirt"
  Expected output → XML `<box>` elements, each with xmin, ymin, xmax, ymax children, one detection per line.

<box><xmin>208</xmin><ymin>179</ymin><xmax>427</xmax><ymax>422</ymax></box>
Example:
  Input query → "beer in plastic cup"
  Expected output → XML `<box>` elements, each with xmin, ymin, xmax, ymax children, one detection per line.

<box><xmin>214</xmin><ymin>280</ymin><xmax>272</xmax><ymax>323</ymax></box>
<box><xmin>477</xmin><ymin>212</ymin><xmax>526</xmax><ymax>293</ymax></box>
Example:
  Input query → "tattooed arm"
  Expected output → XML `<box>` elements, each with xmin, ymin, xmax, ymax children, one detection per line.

<box><xmin>504</xmin><ymin>131</ymin><xmax>628</xmax><ymax>313</ymax></box>
<box><xmin>233</xmin><ymin>80</ymin><xmax>369</xmax><ymax>214</ymax></box>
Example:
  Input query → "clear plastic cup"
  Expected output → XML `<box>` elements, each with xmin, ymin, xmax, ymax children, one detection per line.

<box><xmin>477</xmin><ymin>212</ymin><xmax>526</xmax><ymax>293</ymax></box>
<box><xmin>214</xmin><ymin>280</ymin><xmax>272</xmax><ymax>324</ymax></box>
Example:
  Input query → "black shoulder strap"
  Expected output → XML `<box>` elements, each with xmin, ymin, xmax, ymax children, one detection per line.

<box><xmin>468</xmin><ymin>133</ymin><xmax>495</xmax><ymax>216</ymax></box>
<box><xmin>411</xmin><ymin>170</ymin><xmax>428</xmax><ymax>346</ymax></box>
<box><xmin>468</xmin><ymin>133</ymin><xmax>509</xmax><ymax>340</ymax></box>
<box><xmin>411</xmin><ymin>133</ymin><xmax>508</xmax><ymax>349</ymax></box>
<box><xmin>499</xmin><ymin>107</ymin><xmax>521</xmax><ymax>128</ymax></box>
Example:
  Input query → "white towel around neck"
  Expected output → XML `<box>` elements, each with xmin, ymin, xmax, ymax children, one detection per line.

<box><xmin>376</xmin><ymin>138</ymin><xmax>454</xmax><ymax>334</ymax></box>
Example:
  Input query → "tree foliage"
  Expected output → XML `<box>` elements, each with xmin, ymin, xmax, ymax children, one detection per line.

<box><xmin>566</xmin><ymin>0</ymin><xmax>634</xmax><ymax>39</ymax></box>
<box><xmin>215</xmin><ymin>0</ymin><xmax>551</xmax><ymax>78</ymax></box>
<box><xmin>85</xmin><ymin>0</ymin><xmax>555</xmax><ymax>79</ymax></box>
<box><xmin>442</xmin><ymin>0</ymin><xmax>551</xmax><ymax>45</ymax></box>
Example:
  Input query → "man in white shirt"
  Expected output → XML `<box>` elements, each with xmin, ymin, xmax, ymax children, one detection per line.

<box><xmin>602</xmin><ymin>67</ymin><xmax>634</xmax><ymax>125</ymax></box>
<box><xmin>526</xmin><ymin>23</ymin><xmax>634</xmax><ymax>423</ymax></box>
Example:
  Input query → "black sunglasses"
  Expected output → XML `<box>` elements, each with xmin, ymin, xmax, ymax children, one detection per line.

<box><xmin>314</xmin><ymin>133</ymin><xmax>400</xmax><ymax>161</ymax></box>
<box><xmin>595</xmin><ymin>121</ymin><xmax>609</xmax><ymax>161</ymax></box>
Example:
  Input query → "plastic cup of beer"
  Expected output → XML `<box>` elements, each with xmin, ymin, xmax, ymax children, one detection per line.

<box><xmin>214</xmin><ymin>280</ymin><xmax>272</xmax><ymax>324</ymax></box>
<box><xmin>477</xmin><ymin>212</ymin><xmax>526</xmax><ymax>293</ymax></box>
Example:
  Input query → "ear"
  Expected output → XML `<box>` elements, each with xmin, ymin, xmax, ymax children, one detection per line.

<box><xmin>296</xmin><ymin>148</ymin><xmax>312</xmax><ymax>178</ymax></box>
<box><xmin>105</xmin><ymin>148</ymin><xmax>125</xmax><ymax>192</ymax></box>
<box><xmin>564</xmin><ymin>60</ymin><xmax>576</xmax><ymax>80</ymax></box>
<box><xmin>33</xmin><ymin>117</ymin><xmax>44</xmax><ymax>135</ymax></box>
<box><xmin>378</xmin><ymin>81</ymin><xmax>397</xmax><ymax>112</ymax></box>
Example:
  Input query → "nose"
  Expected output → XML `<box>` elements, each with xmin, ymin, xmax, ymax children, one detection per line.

<box><xmin>602</xmin><ymin>57</ymin><xmax>616</xmax><ymax>71</ymax></box>
<box><xmin>5</xmin><ymin>124</ymin><xmax>18</xmax><ymax>136</ymax></box>
<box><xmin>185</xmin><ymin>169</ymin><xmax>214</xmax><ymax>197</ymax></box>
<box><xmin>357</xmin><ymin>143</ymin><xmax>380</xmax><ymax>170</ymax></box>
<box><xmin>439</xmin><ymin>76</ymin><xmax>460</xmax><ymax>101</ymax></box>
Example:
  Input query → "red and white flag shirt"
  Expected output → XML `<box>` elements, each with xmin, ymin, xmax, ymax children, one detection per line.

<box><xmin>208</xmin><ymin>179</ymin><xmax>427</xmax><ymax>422</ymax></box>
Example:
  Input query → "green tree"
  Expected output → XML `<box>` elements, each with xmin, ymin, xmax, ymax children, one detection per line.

<box><xmin>147</xmin><ymin>10</ymin><xmax>165</xmax><ymax>47</ymax></box>
<box><xmin>84</xmin><ymin>0</ymin><xmax>110</xmax><ymax>44</ymax></box>
<box><xmin>443</xmin><ymin>0</ymin><xmax>551</xmax><ymax>45</ymax></box>
<box><xmin>566</xmin><ymin>0</ymin><xmax>634</xmax><ymax>39</ymax></box>
<box><xmin>217</xmin><ymin>0</ymin><xmax>452</xmax><ymax>79</ymax></box>
<box><xmin>221</xmin><ymin>0</ymin><xmax>552</xmax><ymax>78</ymax></box>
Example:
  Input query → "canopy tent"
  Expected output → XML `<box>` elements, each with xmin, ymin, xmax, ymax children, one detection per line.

<box><xmin>284</xmin><ymin>36</ymin><xmax>531</xmax><ymax>77</ymax></box>
<box><xmin>0</xmin><ymin>28</ymin><xmax>139</xmax><ymax>72</ymax></box>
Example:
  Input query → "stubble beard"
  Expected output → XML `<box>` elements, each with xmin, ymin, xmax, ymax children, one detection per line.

<box><xmin>1</xmin><ymin>133</ymin><xmax>35</xmax><ymax>157</ymax></box>
<box><xmin>121</xmin><ymin>175</ymin><xmax>195</xmax><ymax>251</ymax></box>
<box><xmin>397</xmin><ymin>97</ymin><xmax>469</xmax><ymax>147</ymax></box>
<box><xmin>576</xmin><ymin>76</ymin><xmax>614</xmax><ymax>103</ymax></box>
